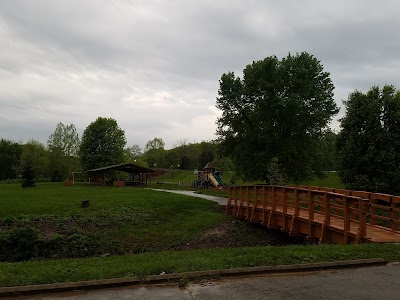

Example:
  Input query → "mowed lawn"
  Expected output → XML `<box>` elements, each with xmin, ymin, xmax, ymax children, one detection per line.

<box><xmin>0</xmin><ymin>183</ymin><xmax>226</xmax><ymax>257</ymax></box>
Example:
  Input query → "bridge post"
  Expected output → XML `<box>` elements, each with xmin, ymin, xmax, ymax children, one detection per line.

<box><xmin>245</xmin><ymin>187</ymin><xmax>253</xmax><ymax>221</ymax></box>
<box><xmin>307</xmin><ymin>190</ymin><xmax>315</xmax><ymax>239</ymax></box>
<box><xmin>282</xmin><ymin>187</ymin><xmax>289</xmax><ymax>232</ymax></box>
<box><xmin>226</xmin><ymin>186</ymin><xmax>232</xmax><ymax>213</ymax></box>
<box><xmin>320</xmin><ymin>192</ymin><xmax>331</xmax><ymax>243</ymax></box>
<box><xmin>343</xmin><ymin>195</ymin><xmax>351</xmax><ymax>243</ymax></box>
<box><xmin>289</xmin><ymin>188</ymin><xmax>300</xmax><ymax>236</ymax></box>
<box><xmin>236</xmin><ymin>186</ymin><xmax>244</xmax><ymax>218</ymax></box>
<box><xmin>249</xmin><ymin>186</ymin><xmax>258</xmax><ymax>222</ymax></box>
<box><xmin>233</xmin><ymin>187</ymin><xmax>238</xmax><ymax>216</ymax></box>
<box><xmin>324</xmin><ymin>192</ymin><xmax>331</xmax><ymax>225</ymax></box>
<box><xmin>267</xmin><ymin>186</ymin><xmax>277</xmax><ymax>229</ymax></box>
<box><xmin>355</xmin><ymin>197</ymin><xmax>367</xmax><ymax>243</ymax></box>
<box><xmin>261</xmin><ymin>186</ymin><xmax>267</xmax><ymax>224</ymax></box>
<box><xmin>391</xmin><ymin>196</ymin><xmax>399</xmax><ymax>232</ymax></box>
<box><xmin>295</xmin><ymin>189</ymin><xmax>300</xmax><ymax>217</ymax></box>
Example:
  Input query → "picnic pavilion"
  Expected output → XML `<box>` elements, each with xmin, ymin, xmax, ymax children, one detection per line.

<box><xmin>86</xmin><ymin>163</ymin><xmax>155</xmax><ymax>186</ymax></box>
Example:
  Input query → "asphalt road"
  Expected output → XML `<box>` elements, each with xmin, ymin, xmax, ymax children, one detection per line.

<box><xmin>10</xmin><ymin>263</ymin><xmax>400</xmax><ymax>300</ymax></box>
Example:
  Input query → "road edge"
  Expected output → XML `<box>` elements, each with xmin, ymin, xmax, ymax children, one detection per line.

<box><xmin>0</xmin><ymin>258</ymin><xmax>387</xmax><ymax>297</ymax></box>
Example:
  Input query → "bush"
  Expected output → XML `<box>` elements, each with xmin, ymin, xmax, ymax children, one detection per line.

<box><xmin>0</xmin><ymin>226</ymin><xmax>42</xmax><ymax>261</ymax></box>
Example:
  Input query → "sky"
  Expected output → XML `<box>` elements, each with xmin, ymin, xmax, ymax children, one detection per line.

<box><xmin>1</xmin><ymin>0</ymin><xmax>399</xmax><ymax>149</ymax></box>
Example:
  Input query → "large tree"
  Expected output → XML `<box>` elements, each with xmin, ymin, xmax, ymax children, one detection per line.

<box><xmin>79</xmin><ymin>117</ymin><xmax>126</xmax><ymax>170</ymax></box>
<box><xmin>337</xmin><ymin>85</ymin><xmax>400</xmax><ymax>194</ymax></box>
<box><xmin>216</xmin><ymin>52</ymin><xmax>338</xmax><ymax>182</ymax></box>
<box><xmin>47</xmin><ymin>122</ymin><xmax>80</xmax><ymax>156</ymax></box>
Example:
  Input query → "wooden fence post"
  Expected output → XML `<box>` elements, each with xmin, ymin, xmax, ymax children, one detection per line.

<box><xmin>282</xmin><ymin>187</ymin><xmax>288</xmax><ymax>232</ymax></box>
<box><xmin>343</xmin><ymin>196</ymin><xmax>351</xmax><ymax>243</ymax></box>
<box><xmin>391</xmin><ymin>196</ymin><xmax>399</xmax><ymax>232</ymax></box>
<box><xmin>307</xmin><ymin>190</ymin><xmax>314</xmax><ymax>239</ymax></box>
<box><xmin>359</xmin><ymin>198</ymin><xmax>367</xmax><ymax>240</ymax></box>
<box><xmin>295</xmin><ymin>189</ymin><xmax>300</xmax><ymax>217</ymax></box>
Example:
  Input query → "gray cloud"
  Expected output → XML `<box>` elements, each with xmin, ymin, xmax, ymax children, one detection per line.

<box><xmin>1</xmin><ymin>0</ymin><xmax>399</xmax><ymax>148</ymax></box>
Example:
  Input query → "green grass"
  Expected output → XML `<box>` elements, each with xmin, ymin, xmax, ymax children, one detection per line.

<box><xmin>0</xmin><ymin>183</ymin><xmax>226</xmax><ymax>257</ymax></box>
<box><xmin>3</xmin><ymin>179</ymin><xmax>389</xmax><ymax>288</ymax></box>
<box><xmin>298</xmin><ymin>172</ymin><xmax>345</xmax><ymax>189</ymax></box>
<box><xmin>0</xmin><ymin>183</ymin><xmax>218</xmax><ymax>217</ymax></box>
<box><xmin>0</xmin><ymin>243</ymin><xmax>399</xmax><ymax>287</ymax></box>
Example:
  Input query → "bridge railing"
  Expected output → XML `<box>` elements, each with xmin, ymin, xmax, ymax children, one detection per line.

<box><xmin>227</xmin><ymin>185</ymin><xmax>400</xmax><ymax>242</ymax></box>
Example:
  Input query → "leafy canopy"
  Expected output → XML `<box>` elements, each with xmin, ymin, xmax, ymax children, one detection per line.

<box><xmin>216</xmin><ymin>52</ymin><xmax>338</xmax><ymax>182</ymax></box>
<box><xmin>79</xmin><ymin>117</ymin><xmax>126</xmax><ymax>170</ymax></box>
<box><xmin>337</xmin><ymin>85</ymin><xmax>400</xmax><ymax>194</ymax></box>
<box><xmin>47</xmin><ymin>122</ymin><xmax>80</xmax><ymax>157</ymax></box>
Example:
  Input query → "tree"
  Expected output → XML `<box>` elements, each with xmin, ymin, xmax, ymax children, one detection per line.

<box><xmin>19</xmin><ymin>140</ymin><xmax>47</xmax><ymax>187</ymax></box>
<box><xmin>47</xmin><ymin>122</ymin><xmax>80</xmax><ymax>156</ymax></box>
<box><xmin>0</xmin><ymin>139</ymin><xmax>22</xmax><ymax>180</ymax></box>
<box><xmin>79</xmin><ymin>117</ymin><xmax>126</xmax><ymax>170</ymax></box>
<box><xmin>144</xmin><ymin>137</ymin><xmax>165</xmax><ymax>152</ymax></box>
<box><xmin>143</xmin><ymin>137</ymin><xmax>166</xmax><ymax>168</ymax></box>
<box><xmin>216</xmin><ymin>52</ymin><xmax>338</xmax><ymax>183</ymax></box>
<box><xmin>125</xmin><ymin>144</ymin><xmax>142</xmax><ymax>161</ymax></box>
<box><xmin>337</xmin><ymin>85</ymin><xmax>400</xmax><ymax>194</ymax></box>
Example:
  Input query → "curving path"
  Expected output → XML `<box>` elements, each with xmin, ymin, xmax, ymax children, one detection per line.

<box><xmin>151</xmin><ymin>189</ymin><xmax>228</xmax><ymax>206</ymax></box>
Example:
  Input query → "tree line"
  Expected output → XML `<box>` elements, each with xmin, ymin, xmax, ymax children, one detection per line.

<box><xmin>0</xmin><ymin>119</ymin><xmax>226</xmax><ymax>186</ymax></box>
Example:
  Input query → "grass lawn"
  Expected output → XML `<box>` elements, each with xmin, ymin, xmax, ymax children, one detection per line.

<box><xmin>1</xmin><ymin>243</ymin><xmax>399</xmax><ymax>287</ymax></box>
<box><xmin>0</xmin><ymin>183</ymin><xmax>228</xmax><ymax>259</ymax></box>
<box><xmin>2</xmin><ymin>180</ymin><xmax>397</xmax><ymax>288</ymax></box>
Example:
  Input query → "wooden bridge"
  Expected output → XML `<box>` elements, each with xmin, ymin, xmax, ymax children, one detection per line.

<box><xmin>226</xmin><ymin>185</ymin><xmax>400</xmax><ymax>244</ymax></box>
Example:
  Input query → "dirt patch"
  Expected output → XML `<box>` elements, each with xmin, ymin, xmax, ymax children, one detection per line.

<box><xmin>173</xmin><ymin>217</ymin><xmax>308</xmax><ymax>251</ymax></box>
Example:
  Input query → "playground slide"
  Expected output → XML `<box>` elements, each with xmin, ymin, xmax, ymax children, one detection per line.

<box><xmin>214</xmin><ymin>174</ymin><xmax>224</xmax><ymax>185</ymax></box>
<box><xmin>208</xmin><ymin>174</ymin><xmax>220</xmax><ymax>187</ymax></box>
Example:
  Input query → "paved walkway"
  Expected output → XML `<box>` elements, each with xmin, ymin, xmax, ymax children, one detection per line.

<box><xmin>151</xmin><ymin>189</ymin><xmax>228</xmax><ymax>206</ymax></box>
<box><xmin>13</xmin><ymin>264</ymin><xmax>400</xmax><ymax>300</ymax></box>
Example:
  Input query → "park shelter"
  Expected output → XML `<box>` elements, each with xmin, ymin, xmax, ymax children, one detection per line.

<box><xmin>86</xmin><ymin>163</ymin><xmax>155</xmax><ymax>186</ymax></box>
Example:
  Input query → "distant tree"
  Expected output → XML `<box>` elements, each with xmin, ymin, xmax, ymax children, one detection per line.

<box><xmin>47</xmin><ymin>147</ymin><xmax>65</xmax><ymax>182</ymax></box>
<box><xmin>144</xmin><ymin>137</ymin><xmax>165</xmax><ymax>151</ymax></box>
<box><xmin>19</xmin><ymin>140</ymin><xmax>47</xmax><ymax>187</ymax></box>
<box><xmin>47</xmin><ymin>122</ymin><xmax>80</xmax><ymax>156</ymax></box>
<box><xmin>320</xmin><ymin>130</ymin><xmax>338</xmax><ymax>171</ymax></box>
<box><xmin>143</xmin><ymin>137</ymin><xmax>166</xmax><ymax>168</ymax></box>
<box><xmin>337</xmin><ymin>85</ymin><xmax>400</xmax><ymax>194</ymax></box>
<box><xmin>79</xmin><ymin>117</ymin><xmax>126</xmax><ymax>170</ymax></box>
<box><xmin>216</xmin><ymin>52</ymin><xmax>338</xmax><ymax>182</ymax></box>
<box><xmin>124</xmin><ymin>144</ymin><xmax>142</xmax><ymax>161</ymax></box>
<box><xmin>198</xmin><ymin>150</ymin><xmax>214</xmax><ymax>169</ymax></box>
<box><xmin>0</xmin><ymin>139</ymin><xmax>22</xmax><ymax>180</ymax></box>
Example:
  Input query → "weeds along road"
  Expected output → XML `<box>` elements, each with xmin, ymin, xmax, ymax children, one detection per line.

<box><xmin>9</xmin><ymin>264</ymin><xmax>400</xmax><ymax>300</ymax></box>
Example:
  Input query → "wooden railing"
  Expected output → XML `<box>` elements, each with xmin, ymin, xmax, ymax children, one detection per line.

<box><xmin>226</xmin><ymin>185</ymin><xmax>400</xmax><ymax>244</ymax></box>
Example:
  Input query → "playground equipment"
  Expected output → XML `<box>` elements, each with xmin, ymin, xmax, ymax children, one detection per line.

<box><xmin>193</xmin><ymin>162</ymin><xmax>225</xmax><ymax>189</ymax></box>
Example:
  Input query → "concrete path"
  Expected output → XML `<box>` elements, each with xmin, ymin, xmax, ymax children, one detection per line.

<box><xmin>151</xmin><ymin>189</ymin><xmax>228</xmax><ymax>206</ymax></box>
<box><xmin>13</xmin><ymin>264</ymin><xmax>400</xmax><ymax>300</ymax></box>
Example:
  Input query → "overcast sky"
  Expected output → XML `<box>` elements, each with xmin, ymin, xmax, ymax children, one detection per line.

<box><xmin>1</xmin><ymin>1</ymin><xmax>399</xmax><ymax>149</ymax></box>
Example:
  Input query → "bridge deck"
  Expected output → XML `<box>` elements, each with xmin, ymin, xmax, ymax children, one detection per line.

<box><xmin>227</xmin><ymin>185</ymin><xmax>400</xmax><ymax>244</ymax></box>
